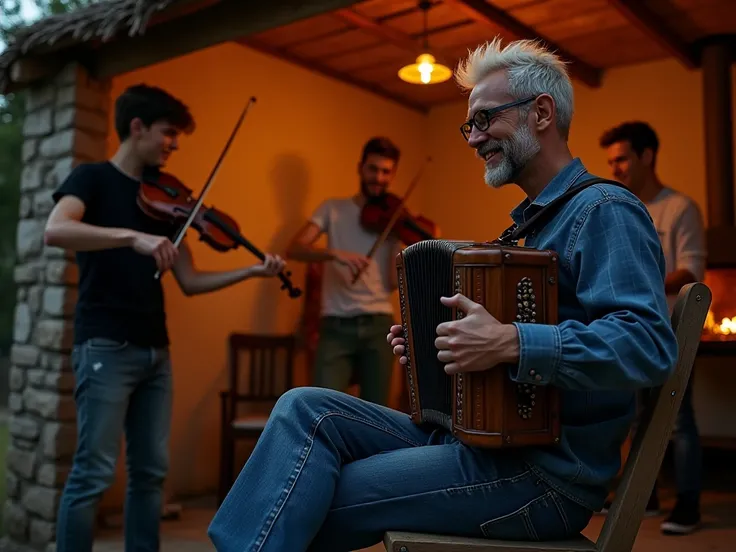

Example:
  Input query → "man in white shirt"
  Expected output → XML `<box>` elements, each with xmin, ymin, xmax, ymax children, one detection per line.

<box><xmin>600</xmin><ymin>121</ymin><xmax>706</xmax><ymax>535</ymax></box>
<box><xmin>286</xmin><ymin>138</ymin><xmax>403</xmax><ymax>406</ymax></box>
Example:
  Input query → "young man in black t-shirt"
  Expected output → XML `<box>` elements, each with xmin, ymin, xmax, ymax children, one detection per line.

<box><xmin>45</xmin><ymin>84</ymin><xmax>286</xmax><ymax>552</ymax></box>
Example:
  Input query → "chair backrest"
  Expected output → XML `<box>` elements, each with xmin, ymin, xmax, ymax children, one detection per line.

<box><xmin>227</xmin><ymin>333</ymin><xmax>296</xmax><ymax>406</ymax></box>
<box><xmin>595</xmin><ymin>282</ymin><xmax>711</xmax><ymax>552</ymax></box>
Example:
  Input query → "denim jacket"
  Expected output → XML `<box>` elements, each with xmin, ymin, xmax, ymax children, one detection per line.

<box><xmin>508</xmin><ymin>158</ymin><xmax>679</xmax><ymax>511</ymax></box>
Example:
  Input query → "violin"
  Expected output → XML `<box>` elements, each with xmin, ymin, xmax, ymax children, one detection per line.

<box><xmin>360</xmin><ymin>192</ymin><xmax>437</xmax><ymax>246</ymax></box>
<box><xmin>135</xmin><ymin>95</ymin><xmax>301</xmax><ymax>299</ymax></box>
<box><xmin>137</xmin><ymin>170</ymin><xmax>302</xmax><ymax>298</ymax></box>
<box><xmin>350</xmin><ymin>157</ymin><xmax>437</xmax><ymax>285</ymax></box>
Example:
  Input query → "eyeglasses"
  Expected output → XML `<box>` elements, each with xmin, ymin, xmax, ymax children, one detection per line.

<box><xmin>460</xmin><ymin>96</ymin><xmax>538</xmax><ymax>140</ymax></box>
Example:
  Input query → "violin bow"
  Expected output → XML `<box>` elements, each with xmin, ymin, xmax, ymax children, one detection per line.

<box><xmin>350</xmin><ymin>156</ymin><xmax>431</xmax><ymax>285</ymax></box>
<box><xmin>154</xmin><ymin>96</ymin><xmax>256</xmax><ymax>279</ymax></box>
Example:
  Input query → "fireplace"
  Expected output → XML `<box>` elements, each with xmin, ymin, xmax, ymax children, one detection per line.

<box><xmin>698</xmin><ymin>36</ymin><xmax>736</xmax><ymax>355</ymax></box>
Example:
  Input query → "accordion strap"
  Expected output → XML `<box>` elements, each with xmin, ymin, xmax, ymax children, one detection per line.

<box><xmin>497</xmin><ymin>177</ymin><xmax>626</xmax><ymax>246</ymax></box>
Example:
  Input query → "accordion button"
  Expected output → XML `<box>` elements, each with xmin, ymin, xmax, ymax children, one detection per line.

<box><xmin>529</xmin><ymin>369</ymin><xmax>536</xmax><ymax>376</ymax></box>
<box><xmin>535</xmin><ymin>374</ymin><xmax>542</xmax><ymax>382</ymax></box>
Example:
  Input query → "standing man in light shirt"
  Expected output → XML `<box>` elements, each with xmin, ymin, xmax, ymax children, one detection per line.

<box><xmin>286</xmin><ymin>137</ymin><xmax>404</xmax><ymax>406</ymax></box>
<box><xmin>600</xmin><ymin>121</ymin><xmax>706</xmax><ymax>535</ymax></box>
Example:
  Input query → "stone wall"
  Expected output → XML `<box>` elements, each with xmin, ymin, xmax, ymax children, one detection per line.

<box><xmin>2</xmin><ymin>63</ymin><xmax>110</xmax><ymax>552</ymax></box>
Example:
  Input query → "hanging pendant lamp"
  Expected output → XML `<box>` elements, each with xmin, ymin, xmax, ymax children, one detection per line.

<box><xmin>398</xmin><ymin>1</ymin><xmax>452</xmax><ymax>85</ymax></box>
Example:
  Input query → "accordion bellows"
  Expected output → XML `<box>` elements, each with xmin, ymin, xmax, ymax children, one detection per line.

<box><xmin>396</xmin><ymin>239</ymin><xmax>561</xmax><ymax>448</ymax></box>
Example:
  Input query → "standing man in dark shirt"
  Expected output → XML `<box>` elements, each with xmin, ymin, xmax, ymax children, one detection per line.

<box><xmin>44</xmin><ymin>84</ymin><xmax>286</xmax><ymax>552</ymax></box>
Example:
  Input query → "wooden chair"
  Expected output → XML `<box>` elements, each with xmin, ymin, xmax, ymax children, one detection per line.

<box><xmin>218</xmin><ymin>333</ymin><xmax>296</xmax><ymax>505</ymax></box>
<box><xmin>384</xmin><ymin>282</ymin><xmax>711</xmax><ymax>552</ymax></box>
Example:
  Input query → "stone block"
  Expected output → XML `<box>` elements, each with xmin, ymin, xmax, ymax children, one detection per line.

<box><xmin>34</xmin><ymin>319</ymin><xmax>74</xmax><ymax>352</ymax></box>
<box><xmin>9</xmin><ymin>366</ymin><xmax>25</xmax><ymax>392</ymax></box>
<box><xmin>21</xmin><ymin>139</ymin><xmax>38</xmax><ymax>163</ymax></box>
<box><xmin>28</xmin><ymin>285</ymin><xmax>43</xmax><ymax>315</ymax></box>
<box><xmin>22</xmin><ymin>108</ymin><xmax>52</xmax><ymax>138</ymax></box>
<box><xmin>45</xmin><ymin>260</ymin><xmax>78</xmax><ymax>285</ymax></box>
<box><xmin>18</xmin><ymin>195</ymin><xmax>32</xmax><ymax>218</ymax></box>
<box><xmin>20</xmin><ymin>160</ymin><xmax>51</xmax><ymax>191</ymax></box>
<box><xmin>24</xmin><ymin>388</ymin><xmax>76</xmax><ymax>422</ymax></box>
<box><xmin>14</xmin><ymin>438</ymin><xmax>36</xmax><ymax>451</ymax></box>
<box><xmin>56</xmin><ymin>83</ymin><xmax>107</xmax><ymax>112</ymax></box>
<box><xmin>16</xmin><ymin>219</ymin><xmax>45</xmax><ymax>261</ymax></box>
<box><xmin>14</xmin><ymin>262</ymin><xmax>43</xmax><ymax>284</ymax></box>
<box><xmin>33</xmin><ymin>189</ymin><xmax>55</xmax><ymax>217</ymax></box>
<box><xmin>6</xmin><ymin>445</ymin><xmax>36</xmax><ymax>479</ymax></box>
<box><xmin>27</xmin><ymin>369</ymin><xmax>45</xmax><ymax>387</ymax></box>
<box><xmin>9</xmin><ymin>415</ymin><xmax>41</xmax><ymax>441</ymax></box>
<box><xmin>42</xmin><ymin>286</ymin><xmax>77</xmax><ymax>317</ymax></box>
<box><xmin>38</xmin><ymin>129</ymin><xmax>74</xmax><ymax>158</ymax></box>
<box><xmin>17</xmin><ymin>287</ymin><xmax>27</xmax><ymax>302</ymax></box>
<box><xmin>7</xmin><ymin>471</ymin><xmax>20</xmax><ymax>498</ymax></box>
<box><xmin>13</xmin><ymin>303</ymin><xmax>32</xmax><ymax>344</ymax></box>
<box><xmin>8</xmin><ymin>393</ymin><xmax>23</xmax><ymax>413</ymax></box>
<box><xmin>26</xmin><ymin>86</ymin><xmax>55</xmax><ymax>112</ymax></box>
<box><xmin>41</xmin><ymin>422</ymin><xmax>77</xmax><ymax>459</ymax></box>
<box><xmin>44</xmin><ymin>157</ymin><xmax>75</xmax><ymax>190</ymax></box>
<box><xmin>21</xmin><ymin>486</ymin><xmax>60</xmax><ymax>521</ymax></box>
<box><xmin>11</xmin><ymin>344</ymin><xmax>40</xmax><ymax>367</ymax></box>
<box><xmin>29</xmin><ymin>519</ymin><xmax>56</xmax><ymax>547</ymax></box>
<box><xmin>43</xmin><ymin>245</ymin><xmax>75</xmax><ymax>261</ymax></box>
<box><xmin>3</xmin><ymin>499</ymin><xmax>29</xmax><ymax>539</ymax></box>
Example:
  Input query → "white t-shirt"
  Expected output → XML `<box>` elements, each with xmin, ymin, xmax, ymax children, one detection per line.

<box><xmin>644</xmin><ymin>187</ymin><xmax>706</xmax><ymax>311</ymax></box>
<box><xmin>310</xmin><ymin>197</ymin><xmax>397</xmax><ymax>317</ymax></box>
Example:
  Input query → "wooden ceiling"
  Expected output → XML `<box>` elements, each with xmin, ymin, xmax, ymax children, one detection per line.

<box><xmin>238</xmin><ymin>0</ymin><xmax>736</xmax><ymax>112</ymax></box>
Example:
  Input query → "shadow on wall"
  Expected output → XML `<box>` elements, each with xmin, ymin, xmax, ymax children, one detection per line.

<box><xmin>248</xmin><ymin>152</ymin><xmax>311</xmax><ymax>334</ymax></box>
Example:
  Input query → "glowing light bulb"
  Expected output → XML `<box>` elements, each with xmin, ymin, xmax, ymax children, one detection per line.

<box><xmin>398</xmin><ymin>53</ymin><xmax>452</xmax><ymax>85</ymax></box>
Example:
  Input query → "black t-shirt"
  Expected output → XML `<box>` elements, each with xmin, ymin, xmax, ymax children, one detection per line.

<box><xmin>52</xmin><ymin>161</ymin><xmax>178</xmax><ymax>347</ymax></box>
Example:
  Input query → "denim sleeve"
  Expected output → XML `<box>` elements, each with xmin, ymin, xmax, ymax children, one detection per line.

<box><xmin>510</xmin><ymin>197</ymin><xmax>679</xmax><ymax>391</ymax></box>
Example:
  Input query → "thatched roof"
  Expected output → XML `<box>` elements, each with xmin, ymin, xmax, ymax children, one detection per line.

<box><xmin>0</xmin><ymin>0</ymin><xmax>191</xmax><ymax>93</ymax></box>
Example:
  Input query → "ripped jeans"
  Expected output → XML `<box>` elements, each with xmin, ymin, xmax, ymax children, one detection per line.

<box><xmin>208</xmin><ymin>387</ymin><xmax>593</xmax><ymax>552</ymax></box>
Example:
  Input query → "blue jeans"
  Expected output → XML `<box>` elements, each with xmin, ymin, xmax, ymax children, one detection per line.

<box><xmin>208</xmin><ymin>387</ymin><xmax>593</xmax><ymax>552</ymax></box>
<box><xmin>56</xmin><ymin>338</ymin><xmax>173</xmax><ymax>552</ymax></box>
<box><xmin>640</xmin><ymin>371</ymin><xmax>701</xmax><ymax>503</ymax></box>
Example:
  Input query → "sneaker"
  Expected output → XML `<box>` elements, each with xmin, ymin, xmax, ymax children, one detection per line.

<box><xmin>661</xmin><ymin>497</ymin><xmax>701</xmax><ymax>535</ymax></box>
<box><xmin>600</xmin><ymin>493</ymin><xmax>660</xmax><ymax>517</ymax></box>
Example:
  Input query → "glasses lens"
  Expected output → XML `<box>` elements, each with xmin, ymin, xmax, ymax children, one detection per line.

<box><xmin>474</xmin><ymin>110</ymin><xmax>490</xmax><ymax>130</ymax></box>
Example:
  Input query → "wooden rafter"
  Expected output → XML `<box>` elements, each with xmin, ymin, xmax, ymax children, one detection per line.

<box><xmin>606</xmin><ymin>0</ymin><xmax>698</xmax><ymax>69</ymax></box>
<box><xmin>443</xmin><ymin>0</ymin><xmax>603</xmax><ymax>88</ymax></box>
<box><xmin>239</xmin><ymin>39</ymin><xmax>428</xmax><ymax>114</ymax></box>
<box><xmin>331</xmin><ymin>7</ymin><xmax>456</xmax><ymax>68</ymax></box>
<box><xmin>89</xmin><ymin>0</ymin><xmax>363</xmax><ymax>78</ymax></box>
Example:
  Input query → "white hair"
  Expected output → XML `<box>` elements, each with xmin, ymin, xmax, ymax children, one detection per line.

<box><xmin>454</xmin><ymin>37</ymin><xmax>574</xmax><ymax>138</ymax></box>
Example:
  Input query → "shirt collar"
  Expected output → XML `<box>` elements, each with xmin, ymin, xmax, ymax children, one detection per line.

<box><xmin>510</xmin><ymin>157</ymin><xmax>588</xmax><ymax>225</ymax></box>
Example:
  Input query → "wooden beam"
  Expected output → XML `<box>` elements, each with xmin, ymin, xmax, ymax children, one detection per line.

<box><xmin>606</xmin><ymin>0</ymin><xmax>698</xmax><ymax>69</ymax></box>
<box><xmin>89</xmin><ymin>0</ymin><xmax>364</xmax><ymax>78</ymax></box>
<box><xmin>331</xmin><ymin>8</ymin><xmax>456</xmax><ymax>68</ymax></box>
<box><xmin>239</xmin><ymin>39</ymin><xmax>428</xmax><ymax>114</ymax></box>
<box><xmin>443</xmin><ymin>0</ymin><xmax>603</xmax><ymax>88</ymax></box>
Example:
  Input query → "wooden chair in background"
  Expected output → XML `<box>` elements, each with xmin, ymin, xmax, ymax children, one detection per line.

<box><xmin>384</xmin><ymin>282</ymin><xmax>711</xmax><ymax>552</ymax></box>
<box><xmin>218</xmin><ymin>333</ymin><xmax>296</xmax><ymax>505</ymax></box>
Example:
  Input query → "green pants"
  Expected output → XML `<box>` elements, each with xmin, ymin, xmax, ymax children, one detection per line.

<box><xmin>313</xmin><ymin>314</ymin><xmax>395</xmax><ymax>406</ymax></box>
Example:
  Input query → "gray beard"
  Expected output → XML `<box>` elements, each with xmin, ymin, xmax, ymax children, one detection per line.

<box><xmin>481</xmin><ymin>124</ymin><xmax>541</xmax><ymax>188</ymax></box>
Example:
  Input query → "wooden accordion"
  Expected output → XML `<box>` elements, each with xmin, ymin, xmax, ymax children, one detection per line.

<box><xmin>396</xmin><ymin>239</ymin><xmax>561</xmax><ymax>448</ymax></box>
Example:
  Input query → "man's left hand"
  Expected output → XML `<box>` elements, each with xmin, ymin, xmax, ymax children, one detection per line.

<box><xmin>435</xmin><ymin>293</ymin><xmax>519</xmax><ymax>375</ymax></box>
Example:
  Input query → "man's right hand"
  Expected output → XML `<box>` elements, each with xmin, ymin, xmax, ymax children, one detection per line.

<box><xmin>131</xmin><ymin>232</ymin><xmax>179</xmax><ymax>273</ymax></box>
<box><xmin>387</xmin><ymin>324</ymin><xmax>408</xmax><ymax>365</ymax></box>
<box><xmin>333</xmin><ymin>250</ymin><xmax>370</xmax><ymax>277</ymax></box>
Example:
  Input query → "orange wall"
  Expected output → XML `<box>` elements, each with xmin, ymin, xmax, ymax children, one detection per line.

<box><xmin>104</xmin><ymin>41</ymin><xmax>427</xmax><ymax>506</ymax></box>
<box><xmin>103</xmin><ymin>41</ymin><xmax>736</xmax><ymax>507</ymax></box>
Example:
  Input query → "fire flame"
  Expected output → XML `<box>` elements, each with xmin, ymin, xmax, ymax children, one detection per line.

<box><xmin>703</xmin><ymin>310</ymin><xmax>736</xmax><ymax>335</ymax></box>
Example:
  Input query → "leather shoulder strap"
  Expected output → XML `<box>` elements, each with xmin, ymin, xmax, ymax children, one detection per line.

<box><xmin>497</xmin><ymin>177</ymin><xmax>626</xmax><ymax>245</ymax></box>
